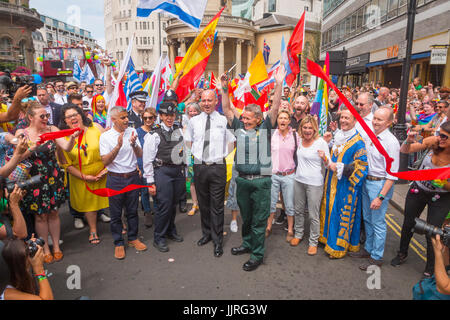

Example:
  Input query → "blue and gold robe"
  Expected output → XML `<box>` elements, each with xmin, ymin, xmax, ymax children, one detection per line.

<box><xmin>319</xmin><ymin>131</ymin><xmax>368</xmax><ymax>258</ymax></box>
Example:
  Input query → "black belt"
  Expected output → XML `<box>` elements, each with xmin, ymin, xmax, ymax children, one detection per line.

<box><xmin>108</xmin><ymin>170</ymin><xmax>138</xmax><ymax>178</ymax></box>
<box><xmin>153</xmin><ymin>161</ymin><xmax>183</xmax><ymax>168</ymax></box>
<box><xmin>238</xmin><ymin>173</ymin><xmax>269</xmax><ymax>180</ymax></box>
<box><xmin>194</xmin><ymin>158</ymin><xmax>226</xmax><ymax>166</ymax></box>
<box><xmin>367</xmin><ymin>175</ymin><xmax>386</xmax><ymax>181</ymax></box>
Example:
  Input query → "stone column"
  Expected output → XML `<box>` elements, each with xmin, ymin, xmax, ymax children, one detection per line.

<box><xmin>218</xmin><ymin>37</ymin><xmax>226</xmax><ymax>76</ymax></box>
<box><xmin>247</xmin><ymin>40</ymin><xmax>254</xmax><ymax>69</ymax></box>
<box><xmin>167</xmin><ymin>39</ymin><xmax>176</xmax><ymax>69</ymax></box>
<box><xmin>179</xmin><ymin>38</ymin><xmax>186</xmax><ymax>56</ymax></box>
<box><xmin>236</xmin><ymin>39</ymin><xmax>243</xmax><ymax>76</ymax></box>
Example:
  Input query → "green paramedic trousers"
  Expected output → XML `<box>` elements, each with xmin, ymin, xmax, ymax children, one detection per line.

<box><xmin>236</xmin><ymin>176</ymin><xmax>272</xmax><ymax>261</ymax></box>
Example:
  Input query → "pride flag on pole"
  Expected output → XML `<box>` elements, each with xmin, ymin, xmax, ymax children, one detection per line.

<box><xmin>311</xmin><ymin>52</ymin><xmax>330</xmax><ymax>136</ymax></box>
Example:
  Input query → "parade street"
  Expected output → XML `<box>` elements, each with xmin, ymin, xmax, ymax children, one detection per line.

<box><xmin>48</xmin><ymin>202</ymin><xmax>427</xmax><ymax>300</ymax></box>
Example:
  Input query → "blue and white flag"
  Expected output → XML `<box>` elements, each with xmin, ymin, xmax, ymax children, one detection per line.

<box><xmin>80</xmin><ymin>63</ymin><xmax>95</xmax><ymax>84</ymax></box>
<box><xmin>73</xmin><ymin>58</ymin><xmax>82</xmax><ymax>82</ymax></box>
<box><xmin>124</xmin><ymin>58</ymin><xmax>143</xmax><ymax>111</ymax></box>
<box><xmin>137</xmin><ymin>0</ymin><xmax>208</xmax><ymax>31</ymax></box>
<box><xmin>256</xmin><ymin>60</ymin><xmax>280</xmax><ymax>92</ymax></box>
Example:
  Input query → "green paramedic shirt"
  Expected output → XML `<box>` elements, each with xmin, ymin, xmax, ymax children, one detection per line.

<box><xmin>231</xmin><ymin>115</ymin><xmax>274</xmax><ymax>175</ymax></box>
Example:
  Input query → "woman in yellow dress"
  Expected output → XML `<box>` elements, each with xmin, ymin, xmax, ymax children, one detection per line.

<box><xmin>60</xmin><ymin>104</ymin><xmax>108</xmax><ymax>244</ymax></box>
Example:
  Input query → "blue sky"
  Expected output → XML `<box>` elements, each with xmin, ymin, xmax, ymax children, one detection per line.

<box><xmin>30</xmin><ymin>0</ymin><xmax>106</xmax><ymax>47</ymax></box>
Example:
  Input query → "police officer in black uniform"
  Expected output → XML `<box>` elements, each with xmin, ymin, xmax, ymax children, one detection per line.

<box><xmin>128</xmin><ymin>91</ymin><xmax>148</xmax><ymax>129</ymax></box>
<box><xmin>161</xmin><ymin>89</ymin><xmax>188</xmax><ymax>213</ymax></box>
<box><xmin>143</xmin><ymin>101</ymin><xmax>185</xmax><ymax>252</ymax></box>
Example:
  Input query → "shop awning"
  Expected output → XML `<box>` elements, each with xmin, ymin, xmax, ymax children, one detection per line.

<box><xmin>366</xmin><ymin>51</ymin><xmax>431</xmax><ymax>68</ymax></box>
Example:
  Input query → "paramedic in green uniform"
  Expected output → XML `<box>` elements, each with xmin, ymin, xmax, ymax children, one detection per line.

<box><xmin>215</xmin><ymin>66</ymin><xmax>286</xmax><ymax>271</ymax></box>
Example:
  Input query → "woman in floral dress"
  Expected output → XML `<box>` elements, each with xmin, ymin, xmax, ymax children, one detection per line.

<box><xmin>15</xmin><ymin>102</ymin><xmax>79</xmax><ymax>264</ymax></box>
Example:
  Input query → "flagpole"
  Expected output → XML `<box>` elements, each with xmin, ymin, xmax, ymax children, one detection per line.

<box><xmin>297</xmin><ymin>53</ymin><xmax>301</xmax><ymax>86</ymax></box>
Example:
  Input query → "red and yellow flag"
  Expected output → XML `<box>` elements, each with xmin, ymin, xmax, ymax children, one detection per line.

<box><xmin>175</xmin><ymin>7</ymin><xmax>225</xmax><ymax>101</ymax></box>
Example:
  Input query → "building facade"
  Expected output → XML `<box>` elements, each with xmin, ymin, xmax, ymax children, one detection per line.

<box><xmin>38</xmin><ymin>14</ymin><xmax>97</xmax><ymax>49</ymax></box>
<box><xmin>0</xmin><ymin>0</ymin><xmax>43</xmax><ymax>71</ymax></box>
<box><xmin>104</xmin><ymin>0</ymin><xmax>169</xmax><ymax>72</ymax></box>
<box><xmin>165</xmin><ymin>0</ymin><xmax>321</xmax><ymax>83</ymax></box>
<box><xmin>320</xmin><ymin>0</ymin><xmax>450</xmax><ymax>88</ymax></box>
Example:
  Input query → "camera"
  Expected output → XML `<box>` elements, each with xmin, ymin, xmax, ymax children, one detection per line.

<box><xmin>413</xmin><ymin>218</ymin><xmax>450</xmax><ymax>248</ymax></box>
<box><xmin>0</xmin><ymin>70</ymin><xmax>37</xmax><ymax>99</ymax></box>
<box><xmin>26</xmin><ymin>237</ymin><xmax>45</xmax><ymax>257</ymax></box>
<box><xmin>0</xmin><ymin>175</ymin><xmax>42</xmax><ymax>194</ymax></box>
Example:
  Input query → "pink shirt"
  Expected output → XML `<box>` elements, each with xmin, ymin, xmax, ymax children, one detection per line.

<box><xmin>271</xmin><ymin>127</ymin><xmax>299</xmax><ymax>173</ymax></box>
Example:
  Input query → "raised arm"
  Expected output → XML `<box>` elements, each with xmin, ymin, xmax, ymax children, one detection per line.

<box><xmin>0</xmin><ymin>86</ymin><xmax>31</xmax><ymax>123</ymax></box>
<box><xmin>214</xmin><ymin>73</ymin><xmax>239</xmax><ymax>127</ymax></box>
<box><xmin>104</xmin><ymin>59</ymin><xmax>114</xmax><ymax>96</ymax></box>
<box><xmin>269</xmin><ymin>66</ymin><xmax>287</xmax><ymax>127</ymax></box>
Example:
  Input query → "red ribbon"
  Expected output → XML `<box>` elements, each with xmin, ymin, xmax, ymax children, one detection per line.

<box><xmin>76</xmin><ymin>130</ymin><xmax>154</xmax><ymax>198</ymax></box>
<box><xmin>306</xmin><ymin>59</ymin><xmax>450</xmax><ymax>181</ymax></box>
<box><xmin>38</xmin><ymin>128</ymin><xmax>82</xmax><ymax>144</ymax></box>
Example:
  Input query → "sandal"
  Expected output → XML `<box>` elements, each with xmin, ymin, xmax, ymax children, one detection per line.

<box><xmin>44</xmin><ymin>253</ymin><xmax>54</xmax><ymax>264</ymax></box>
<box><xmin>89</xmin><ymin>232</ymin><xmax>101</xmax><ymax>245</ymax></box>
<box><xmin>53</xmin><ymin>251</ymin><xmax>63</xmax><ymax>262</ymax></box>
<box><xmin>188</xmin><ymin>204</ymin><xmax>199</xmax><ymax>216</ymax></box>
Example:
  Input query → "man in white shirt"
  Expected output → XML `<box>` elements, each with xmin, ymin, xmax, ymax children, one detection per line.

<box><xmin>82</xmin><ymin>85</ymin><xmax>95</xmax><ymax>110</ymax></box>
<box><xmin>185</xmin><ymin>89</ymin><xmax>236</xmax><ymax>257</ymax></box>
<box><xmin>355</xmin><ymin>92</ymin><xmax>375</xmax><ymax>145</ymax></box>
<box><xmin>53</xmin><ymin>80</ymin><xmax>67</xmax><ymax>105</ymax></box>
<box><xmin>349</xmin><ymin>107</ymin><xmax>400</xmax><ymax>271</ymax></box>
<box><xmin>99</xmin><ymin>106</ymin><xmax>147</xmax><ymax>260</ymax></box>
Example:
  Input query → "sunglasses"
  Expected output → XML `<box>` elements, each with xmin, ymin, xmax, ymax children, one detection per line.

<box><xmin>95</xmin><ymin>84</ymin><xmax>104</xmax><ymax>87</ymax></box>
<box><xmin>39</xmin><ymin>113</ymin><xmax>51</xmax><ymax>120</ymax></box>
<box><xmin>356</xmin><ymin>102</ymin><xmax>366</xmax><ymax>106</ymax></box>
<box><xmin>438</xmin><ymin>133</ymin><xmax>449</xmax><ymax>141</ymax></box>
<box><xmin>143</xmin><ymin>116</ymin><xmax>155</xmax><ymax>121</ymax></box>
<box><xmin>86</xmin><ymin>91</ymin><xmax>94</xmax><ymax>93</ymax></box>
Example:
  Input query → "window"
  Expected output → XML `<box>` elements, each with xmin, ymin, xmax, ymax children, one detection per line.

<box><xmin>163</xmin><ymin>22</ymin><xmax>166</xmax><ymax>29</ymax></box>
<box><xmin>388</xmin><ymin>0</ymin><xmax>399</xmax><ymax>19</ymax></box>
<box><xmin>143</xmin><ymin>22</ymin><xmax>147</xmax><ymax>30</ymax></box>
<box><xmin>0</xmin><ymin>37</ymin><xmax>12</xmax><ymax>56</ymax></box>
<box><xmin>128</xmin><ymin>10</ymin><xmax>131</xmax><ymax>17</ymax></box>
<box><xmin>398</xmin><ymin>0</ymin><xmax>407</xmax><ymax>15</ymax></box>
<box><xmin>120</xmin><ymin>38</ymin><xmax>123</xmax><ymax>46</ymax></box>
<box><xmin>152</xmin><ymin>37</ymin><xmax>154</xmax><ymax>45</ymax></box>
<box><xmin>379</xmin><ymin>0</ymin><xmax>388</xmax><ymax>23</ymax></box>
<box><xmin>143</xmin><ymin>37</ymin><xmax>147</xmax><ymax>45</ymax></box>
<box><xmin>125</xmin><ymin>22</ymin><xmax>128</xmax><ymax>31</ymax></box>
<box><xmin>126</xmin><ymin>37</ymin><xmax>129</xmax><ymax>45</ymax></box>
<box><xmin>305</xmin><ymin>6</ymin><xmax>309</xmax><ymax>12</ymax></box>
<box><xmin>119</xmin><ymin>23</ymin><xmax>122</xmax><ymax>31</ymax></box>
<box><xmin>152</xmin><ymin>22</ymin><xmax>154</xmax><ymax>30</ymax></box>
<box><xmin>268</xmin><ymin>0</ymin><xmax>276</xmax><ymax>12</ymax></box>
<box><xmin>136</xmin><ymin>37</ymin><xmax>138</xmax><ymax>45</ymax></box>
<box><xmin>135</xmin><ymin>22</ymin><xmax>137</xmax><ymax>30</ymax></box>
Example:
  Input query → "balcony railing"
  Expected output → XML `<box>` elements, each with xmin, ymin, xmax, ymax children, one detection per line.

<box><xmin>167</xmin><ymin>14</ymin><xmax>254</xmax><ymax>29</ymax></box>
<box><xmin>0</xmin><ymin>2</ymin><xmax>42</xmax><ymax>23</ymax></box>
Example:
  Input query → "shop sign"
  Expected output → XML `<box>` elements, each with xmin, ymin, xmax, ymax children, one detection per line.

<box><xmin>387</xmin><ymin>45</ymin><xmax>399</xmax><ymax>58</ymax></box>
<box><xmin>430</xmin><ymin>47</ymin><xmax>447</xmax><ymax>65</ymax></box>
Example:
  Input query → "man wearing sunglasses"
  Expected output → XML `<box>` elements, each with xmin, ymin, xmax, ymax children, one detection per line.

<box><xmin>355</xmin><ymin>92</ymin><xmax>375</xmax><ymax>145</ymax></box>
<box><xmin>36</xmin><ymin>88</ymin><xmax>61</xmax><ymax>126</ymax></box>
<box><xmin>82</xmin><ymin>85</ymin><xmax>95</xmax><ymax>110</ymax></box>
<box><xmin>53</xmin><ymin>80</ymin><xmax>67</xmax><ymax>105</ymax></box>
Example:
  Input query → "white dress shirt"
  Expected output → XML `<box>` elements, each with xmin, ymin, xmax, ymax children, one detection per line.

<box><xmin>184</xmin><ymin>111</ymin><xmax>235</xmax><ymax>163</ymax></box>
<box><xmin>99</xmin><ymin>127</ymin><xmax>141</xmax><ymax>173</ymax></box>
<box><xmin>143</xmin><ymin>123</ymin><xmax>183</xmax><ymax>184</ymax></box>
<box><xmin>366</xmin><ymin>128</ymin><xmax>400</xmax><ymax>180</ymax></box>
<box><xmin>54</xmin><ymin>93</ymin><xmax>67</xmax><ymax>105</ymax></box>
<box><xmin>355</xmin><ymin>112</ymin><xmax>374</xmax><ymax>145</ymax></box>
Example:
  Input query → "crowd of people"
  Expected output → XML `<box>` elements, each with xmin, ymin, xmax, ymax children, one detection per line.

<box><xmin>0</xmin><ymin>63</ymin><xmax>449</xmax><ymax>300</ymax></box>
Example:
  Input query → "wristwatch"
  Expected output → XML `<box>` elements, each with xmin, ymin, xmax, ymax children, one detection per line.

<box><xmin>378</xmin><ymin>193</ymin><xmax>385</xmax><ymax>201</ymax></box>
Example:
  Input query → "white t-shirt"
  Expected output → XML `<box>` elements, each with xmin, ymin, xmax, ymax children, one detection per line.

<box><xmin>54</xmin><ymin>93</ymin><xmax>67</xmax><ymax>105</ymax></box>
<box><xmin>99</xmin><ymin>127</ymin><xmax>141</xmax><ymax>173</ymax></box>
<box><xmin>82</xmin><ymin>96</ymin><xmax>93</xmax><ymax>110</ymax></box>
<box><xmin>295</xmin><ymin>137</ymin><xmax>331</xmax><ymax>187</ymax></box>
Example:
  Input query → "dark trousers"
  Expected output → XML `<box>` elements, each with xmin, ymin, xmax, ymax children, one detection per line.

<box><xmin>106</xmin><ymin>173</ymin><xmax>140</xmax><ymax>247</ymax></box>
<box><xmin>179</xmin><ymin>167</ymin><xmax>187</xmax><ymax>206</ymax></box>
<box><xmin>193</xmin><ymin>163</ymin><xmax>227</xmax><ymax>245</ymax></box>
<box><xmin>399</xmin><ymin>185</ymin><xmax>450</xmax><ymax>273</ymax></box>
<box><xmin>154</xmin><ymin>166</ymin><xmax>185</xmax><ymax>243</ymax></box>
<box><xmin>236</xmin><ymin>176</ymin><xmax>272</xmax><ymax>261</ymax></box>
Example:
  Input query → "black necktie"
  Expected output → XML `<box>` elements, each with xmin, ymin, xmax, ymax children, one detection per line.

<box><xmin>203</xmin><ymin>114</ymin><xmax>211</xmax><ymax>160</ymax></box>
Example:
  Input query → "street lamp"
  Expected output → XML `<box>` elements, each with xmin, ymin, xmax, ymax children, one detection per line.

<box><xmin>393</xmin><ymin>0</ymin><xmax>417</xmax><ymax>175</ymax></box>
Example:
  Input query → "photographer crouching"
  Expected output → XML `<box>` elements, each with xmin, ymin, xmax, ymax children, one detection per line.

<box><xmin>0</xmin><ymin>237</ymin><xmax>53</xmax><ymax>300</ymax></box>
<box><xmin>413</xmin><ymin>218</ymin><xmax>450</xmax><ymax>300</ymax></box>
<box><xmin>0</xmin><ymin>183</ymin><xmax>27</xmax><ymax>240</ymax></box>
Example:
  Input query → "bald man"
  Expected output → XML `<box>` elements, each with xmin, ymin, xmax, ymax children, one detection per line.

<box><xmin>185</xmin><ymin>89</ymin><xmax>236</xmax><ymax>257</ymax></box>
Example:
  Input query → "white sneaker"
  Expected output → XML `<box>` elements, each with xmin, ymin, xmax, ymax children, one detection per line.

<box><xmin>230</xmin><ymin>220</ymin><xmax>238</xmax><ymax>233</ymax></box>
<box><xmin>74</xmin><ymin>218</ymin><xmax>85</xmax><ymax>229</ymax></box>
<box><xmin>99</xmin><ymin>213</ymin><xmax>111</xmax><ymax>223</ymax></box>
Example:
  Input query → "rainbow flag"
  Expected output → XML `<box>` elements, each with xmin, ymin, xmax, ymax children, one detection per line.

<box><xmin>175</xmin><ymin>7</ymin><xmax>225</xmax><ymax>101</ymax></box>
<box><xmin>311</xmin><ymin>52</ymin><xmax>330</xmax><ymax>136</ymax></box>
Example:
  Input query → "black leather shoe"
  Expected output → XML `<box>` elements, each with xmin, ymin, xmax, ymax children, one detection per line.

<box><xmin>231</xmin><ymin>246</ymin><xmax>251</xmax><ymax>255</ymax></box>
<box><xmin>214</xmin><ymin>244</ymin><xmax>223</xmax><ymax>257</ymax></box>
<box><xmin>179</xmin><ymin>202</ymin><xmax>188</xmax><ymax>213</ymax></box>
<box><xmin>197</xmin><ymin>236</ymin><xmax>211</xmax><ymax>246</ymax></box>
<box><xmin>167</xmin><ymin>233</ymin><xmax>184</xmax><ymax>242</ymax></box>
<box><xmin>243</xmin><ymin>259</ymin><xmax>262</xmax><ymax>272</ymax></box>
<box><xmin>153</xmin><ymin>241</ymin><xmax>169</xmax><ymax>253</ymax></box>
